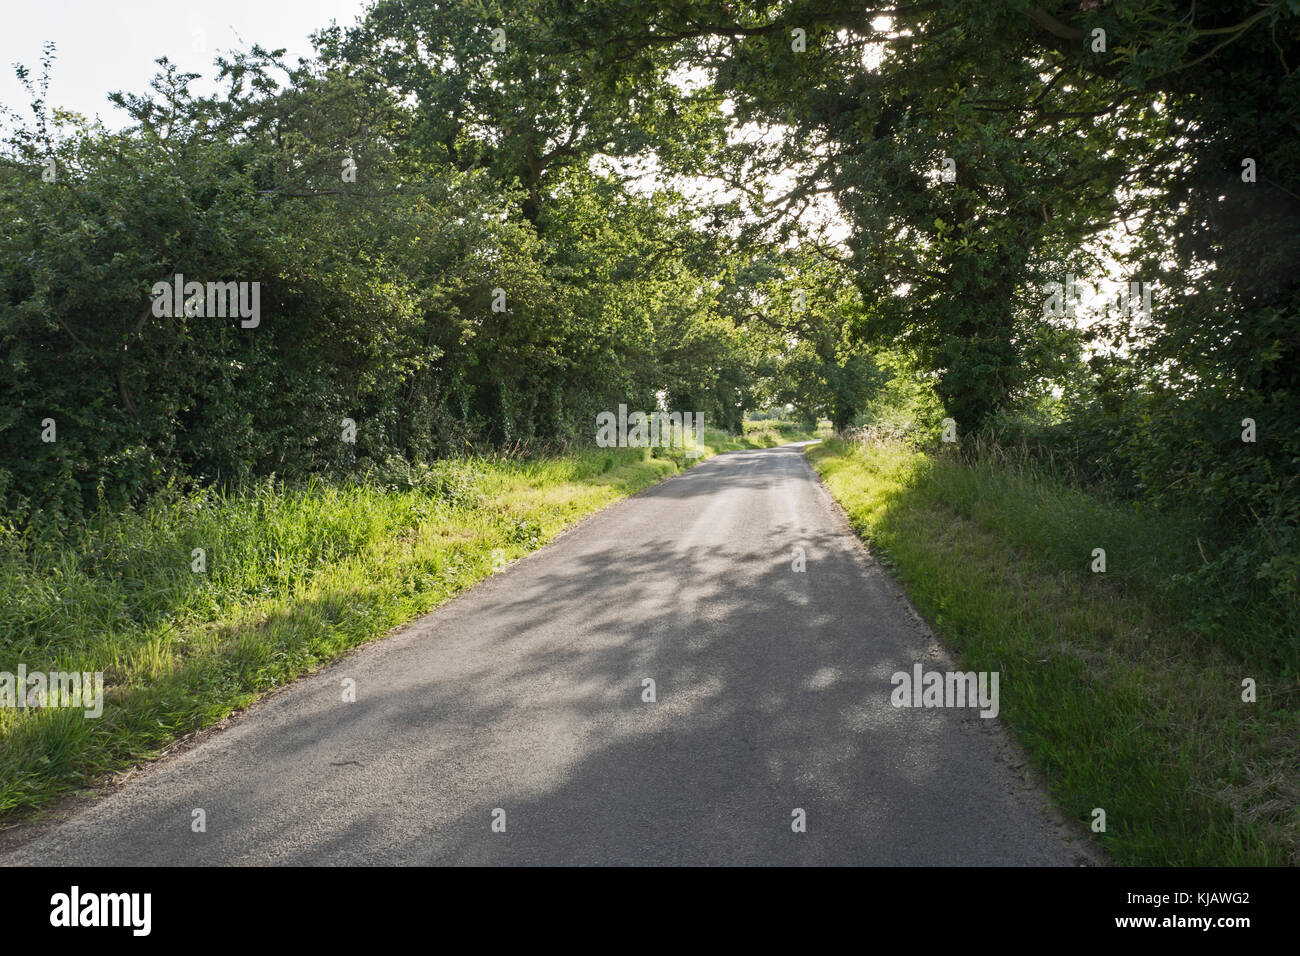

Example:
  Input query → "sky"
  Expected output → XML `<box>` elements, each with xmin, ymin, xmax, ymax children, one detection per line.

<box><xmin>0</xmin><ymin>0</ymin><xmax>372</xmax><ymax>127</ymax></box>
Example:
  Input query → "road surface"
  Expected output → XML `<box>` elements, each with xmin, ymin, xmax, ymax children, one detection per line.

<box><xmin>4</xmin><ymin>443</ymin><xmax>1092</xmax><ymax>865</ymax></box>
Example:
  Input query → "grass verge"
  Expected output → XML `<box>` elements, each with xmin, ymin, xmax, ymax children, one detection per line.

<box><xmin>737</xmin><ymin>419</ymin><xmax>830</xmax><ymax>447</ymax></box>
<box><xmin>807</xmin><ymin>436</ymin><xmax>1297</xmax><ymax>866</ymax></box>
<box><xmin>0</xmin><ymin>428</ymin><xmax>784</xmax><ymax>821</ymax></box>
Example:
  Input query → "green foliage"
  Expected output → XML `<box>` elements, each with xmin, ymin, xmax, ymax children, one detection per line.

<box><xmin>810</xmin><ymin>436</ymin><xmax>1297</xmax><ymax>865</ymax></box>
<box><xmin>553</xmin><ymin>0</ymin><xmax>1300</xmax><ymax>653</ymax></box>
<box><xmin>2</xmin><ymin>0</ymin><xmax>1297</xmax><ymax>815</ymax></box>
<box><xmin>0</xmin><ymin>34</ymin><xmax>760</xmax><ymax>520</ymax></box>
<box><xmin>0</xmin><ymin>443</ymin><xmax>682</xmax><ymax>817</ymax></box>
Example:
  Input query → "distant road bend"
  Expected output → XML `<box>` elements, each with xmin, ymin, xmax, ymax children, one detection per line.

<box><xmin>5</xmin><ymin>442</ymin><xmax>1090</xmax><ymax>866</ymax></box>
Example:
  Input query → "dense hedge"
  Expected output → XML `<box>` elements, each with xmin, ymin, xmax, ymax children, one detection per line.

<box><xmin>0</xmin><ymin>54</ymin><xmax>751</xmax><ymax>528</ymax></box>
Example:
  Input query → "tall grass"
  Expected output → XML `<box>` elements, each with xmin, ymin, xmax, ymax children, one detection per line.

<box><xmin>809</xmin><ymin>436</ymin><xmax>1299</xmax><ymax>865</ymax></box>
<box><xmin>739</xmin><ymin>419</ymin><xmax>830</xmax><ymax>446</ymax></box>
<box><xmin>0</xmin><ymin>424</ymin><xmax>817</xmax><ymax>819</ymax></box>
<box><xmin>0</xmin><ymin>441</ymin><xmax>702</xmax><ymax>818</ymax></box>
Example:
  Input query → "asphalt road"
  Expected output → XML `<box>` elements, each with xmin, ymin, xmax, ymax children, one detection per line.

<box><xmin>4</xmin><ymin>442</ymin><xmax>1091</xmax><ymax>865</ymax></box>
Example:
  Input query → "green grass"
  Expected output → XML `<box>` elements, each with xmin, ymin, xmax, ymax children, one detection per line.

<box><xmin>807</xmin><ymin>437</ymin><xmax>1298</xmax><ymax>866</ymax></box>
<box><xmin>0</xmin><ymin>424</ymin><xmax>816</xmax><ymax>821</ymax></box>
<box><xmin>736</xmin><ymin>419</ymin><xmax>830</xmax><ymax>447</ymax></box>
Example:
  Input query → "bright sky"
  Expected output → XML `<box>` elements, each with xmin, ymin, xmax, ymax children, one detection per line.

<box><xmin>0</xmin><ymin>0</ymin><xmax>372</xmax><ymax>127</ymax></box>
